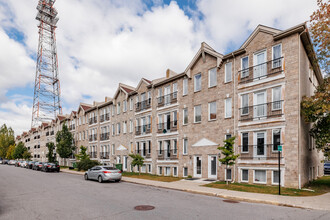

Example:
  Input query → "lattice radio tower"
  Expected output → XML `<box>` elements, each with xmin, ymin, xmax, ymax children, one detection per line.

<box><xmin>32</xmin><ymin>0</ymin><xmax>62</xmax><ymax>127</ymax></box>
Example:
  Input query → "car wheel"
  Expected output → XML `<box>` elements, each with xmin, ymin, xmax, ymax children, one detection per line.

<box><xmin>98</xmin><ymin>176</ymin><xmax>103</xmax><ymax>183</ymax></box>
<box><xmin>84</xmin><ymin>174</ymin><xmax>89</xmax><ymax>180</ymax></box>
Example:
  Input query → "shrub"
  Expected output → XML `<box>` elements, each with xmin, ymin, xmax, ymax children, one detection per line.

<box><xmin>76</xmin><ymin>158</ymin><xmax>99</xmax><ymax>171</ymax></box>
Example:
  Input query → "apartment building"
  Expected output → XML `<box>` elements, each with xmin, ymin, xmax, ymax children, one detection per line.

<box><xmin>16</xmin><ymin>23</ymin><xmax>324</xmax><ymax>188</ymax></box>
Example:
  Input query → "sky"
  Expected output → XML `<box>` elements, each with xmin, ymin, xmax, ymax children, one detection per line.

<box><xmin>0</xmin><ymin>0</ymin><xmax>318</xmax><ymax>136</ymax></box>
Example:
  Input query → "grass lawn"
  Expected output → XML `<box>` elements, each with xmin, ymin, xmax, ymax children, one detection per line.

<box><xmin>122</xmin><ymin>172</ymin><xmax>182</xmax><ymax>182</ymax></box>
<box><xmin>204</xmin><ymin>176</ymin><xmax>330</xmax><ymax>196</ymax></box>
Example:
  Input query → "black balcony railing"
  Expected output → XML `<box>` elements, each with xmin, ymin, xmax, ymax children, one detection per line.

<box><xmin>100</xmin><ymin>152</ymin><xmax>110</xmax><ymax>159</ymax></box>
<box><xmin>100</xmin><ymin>132</ymin><xmax>110</xmax><ymax>141</ymax></box>
<box><xmin>157</xmin><ymin>149</ymin><xmax>178</xmax><ymax>160</ymax></box>
<box><xmin>89</xmin><ymin>134</ymin><xmax>98</xmax><ymax>142</ymax></box>
<box><xmin>100</xmin><ymin>113</ymin><xmax>109</xmax><ymax>123</ymax></box>
<box><xmin>135</xmin><ymin>124</ymin><xmax>151</xmax><ymax>135</ymax></box>
<box><xmin>157</xmin><ymin>92</ymin><xmax>177</xmax><ymax>107</ymax></box>
<box><xmin>89</xmin><ymin>152</ymin><xmax>98</xmax><ymax>158</ymax></box>
<box><xmin>89</xmin><ymin>116</ymin><xmax>98</xmax><ymax>125</ymax></box>
<box><xmin>50</xmin><ymin>131</ymin><xmax>54</xmax><ymax>135</ymax></box>
<box><xmin>46</xmin><ymin>132</ymin><xmax>49</xmax><ymax>136</ymax></box>
<box><xmin>69</xmin><ymin>124</ymin><xmax>75</xmax><ymax>130</ymax></box>
<box><xmin>238</xmin><ymin>144</ymin><xmax>284</xmax><ymax>160</ymax></box>
<box><xmin>239</xmin><ymin>100</ymin><xmax>284</xmax><ymax>121</ymax></box>
<box><xmin>136</xmin><ymin>99</ymin><xmax>151</xmax><ymax>112</ymax></box>
<box><xmin>157</xmin><ymin>121</ymin><xmax>177</xmax><ymax>133</ymax></box>
<box><xmin>135</xmin><ymin>150</ymin><xmax>151</xmax><ymax>158</ymax></box>
<box><xmin>238</xmin><ymin>57</ymin><xmax>284</xmax><ymax>84</ymax></box>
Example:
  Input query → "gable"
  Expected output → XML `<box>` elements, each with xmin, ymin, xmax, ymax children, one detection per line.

<box><xmin>192</xmin><ymin>138</ymin><xmax>219</xmax><ymax>147</ymax></box>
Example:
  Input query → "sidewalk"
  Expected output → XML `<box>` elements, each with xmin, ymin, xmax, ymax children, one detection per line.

<box><xmin>61</xmin><ymin>169</ymin><xmax>330</xmax><ymax>211</ymax></box>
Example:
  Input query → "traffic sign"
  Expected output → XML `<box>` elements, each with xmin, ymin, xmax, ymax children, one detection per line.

<box><xmin>278</xmin><ymin>145</ymin><xmax>282</xmax><ymax>152</ymax></box>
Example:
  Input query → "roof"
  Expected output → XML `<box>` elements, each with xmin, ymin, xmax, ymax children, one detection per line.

<box><xmin>113</xmin><ymin>83</ymin><xmax>135</xmax><ymax>99</ymax></box>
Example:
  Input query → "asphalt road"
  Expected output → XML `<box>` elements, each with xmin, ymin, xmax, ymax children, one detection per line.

<box><xmin>0</xmin><ymin>165</ymin><xmax>329</xmax><ymax>220</ymax></box>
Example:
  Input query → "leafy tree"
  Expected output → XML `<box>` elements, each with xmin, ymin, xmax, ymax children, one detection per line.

<box><xmin>301</xmin><ymin>77</ymin><xmax>330</xmax><ymax>157</ymax></box>
<box><xmin>23</xmin><ymin>150</ymin><xmax>32</xmax><ymax>160</ymax></box>
<box><xmin>75</xmin><ymin>146</ymin><xmax>89</xmax><ymax>161</ymax></box>
<box><xmin>56</xmin><ymin>123</ymin><xmax>75</xmax><ymax>162</ymax></box>
<box><xmin>77</xmin><ymin>158</ymin><xmax>99</xmax><ymax>171</ymax></box>
<box><xmin>6</xmin><ymin>144</ymin><xmax>15</xmax><ymax>159</ymax></box>
<box><xmin>13</xmin><ymin>142</ymin><xmax>26</xmax><ymax>159</ymax></box>
<box><xmin>0</xmin><ymin>124</ymin><xmax>15</xmax><ymax>159</ymax></box>
<box><xmin>309</xmin><ymin>0</ymin><xmax>329</xmax><ymax>76</ymax></box>
<box><xmin>129</xmin><ymin>153</ymin><xmax>144</xmax><ymax>175</ymax></box>
<box><xmin>46</xmin><ymin>142</ymin><xmax>56</xmax><ymax>163</ymax></box>
<box><xmin>218</xmin><ymin>137</ymin><xmax>239</xmax><ymax>185</ymax></box>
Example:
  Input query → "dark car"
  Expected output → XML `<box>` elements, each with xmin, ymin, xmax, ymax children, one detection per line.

<box><xmin>41</xmin><ymin>163</ymin><xmax>60</xmax><ymax>172</ymax></box>
<box><xmin>27</xmin><ymin>161</ymin><xmax>36</xmax><ymax>169</ymax></box>
<box><xmin>33</xmin><ymin>162</ymin><xmax>44</xmax><ymax>171</ymax></box>
<box><xmin>324</xmin><ymin>162</ymin><xmax>330</xmax><ymax>175</ymax></box>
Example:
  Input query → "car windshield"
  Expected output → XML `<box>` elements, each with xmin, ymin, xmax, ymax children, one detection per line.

<box><xmin>103</xmin><ymin>167</ymin><xmax>117</xmax><ymax>170</ymax></box>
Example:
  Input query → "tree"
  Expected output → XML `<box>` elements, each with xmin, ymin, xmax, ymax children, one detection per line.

<box><xmin>301</xmin><ymin>77</ymin><xmax>330</xmax><ymax>157</ymax></box>
<box><xmin>75</xmin><ymin>146</ymin><xmax>89</xmax><ymax>161</ymax></box>
<box><xmin>13</xmin><ymin>142</ymin><xmax>26</xmax><ymax>159</ymax></box>
<box><xmin>46</xmin><ymin>142</ymin><xmax>56</xmax><ymax>163</ymax></box>
<box><xmin>218</xmin><ymin>137</ymin><xmax>239</xmax><ymax>185</ymax></box>
<box><xmin>129</xmin><ymin>153</ymin><xmax>144</xmax><ymax>175</ymax></box>
<box><xmin>0</xmin><ymin>124</ymin><xmax>15</xmax><ymax>159</ymax></box>
<box><xmin>309</xmin><ymin>0</ymin><xmax>329</xmax><ymax>76</ymax></box>
<box><xmin>6</xmin><ymin>144</ymin><xmax>15</xmax><ymax>160</ymax></box>
<box><xmin>56</xmin><ymin>123</ymin><xmax>75</xmax><ymax>163</ymax></box>
<box><xmin>23</xmin><ymin>151</ymin><xmax>32</xmax><ymax>160</ymax></box>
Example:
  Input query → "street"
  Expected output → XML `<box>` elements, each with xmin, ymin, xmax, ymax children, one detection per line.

<box><xmin>0</xmin><ymin>165</ymin><xmax>329</xmax><ymax>220</ymax></box>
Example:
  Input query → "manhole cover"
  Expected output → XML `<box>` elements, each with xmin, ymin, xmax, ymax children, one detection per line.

<box><xmin>134</xmin><ymin>205</ymin><xmax>155</xmax><ymax>211</ymax></box>
<box><xmin>223</xmin><ymin>200</ymin><xmax>239</xmax><ymax>203</ymax></box>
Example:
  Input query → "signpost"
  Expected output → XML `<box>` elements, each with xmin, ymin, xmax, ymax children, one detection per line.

<box><xmin>278</xmin><ymin>145</ymin><xmax>282</xmax><ymax>195</ymax></box>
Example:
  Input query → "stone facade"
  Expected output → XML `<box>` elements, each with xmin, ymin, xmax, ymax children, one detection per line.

<box><xmin>16</xmin><ymin>23</ymin><xmax>324</xmax><ymax>188</ymax></box>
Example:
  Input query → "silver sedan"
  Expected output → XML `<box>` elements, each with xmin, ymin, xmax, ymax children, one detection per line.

<box><xmin>84</xmin><ymin>166</ymin><xmax>122</xmax><ymax>183</ymax></box>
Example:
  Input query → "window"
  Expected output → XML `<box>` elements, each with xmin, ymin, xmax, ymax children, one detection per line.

<box><xmin>141</xmin><ymin>165</ymin><xmax>146</xmax><ymax>173</ymax></box>
<box><xmin>183</xmin><ymin>108</ymin><xmax>188</xmax><ymax>125</ymax></box>
<box><xmin>225</xmin><ymin>62</ymin><xmax>232</xmax><ymax>83</ymax></box>
<box><xmin>129</xmin><ymin>120</ymin><xmax>133</xmax><ymax>133</ymax></box>
<box><xmin>226</xmin><ymin>169</ymin><xmax>232</xmax><ymax>180</ymax></box>
<box><xmin>117</xmin><ymin>123</ymin><xmax>120</xmax><ymax>135</ymax></box>
<box><xmin>148</xmin><ymin>140</ymin><xmax>151</xmax><ymax>154</ymax></box>
<box><xmin>129</xmin><ymin>98</ymin><xmax>133</xmax><ymax>111</ymax></box>
<box><xmin>183</xmin><ymin>167</ymin><xmax>188</xmax><ymax>177</ymax></box>
<box><xmin>194</xmin><ymin>73</ymin><xmax>201</xmax><ymax>92</ymax></box>
<box><xmin>111</xmin><ymin>144</ymin><xmax>115</xmax><ymax>155</ymax></box>
<box><xmin>183</xmin><ymin>78</ymin><xmax>188</xmax><ymax>95</ymax></box>
<box><xmin>173</xmin><ymin>167</ymin><xmax>178</xmax><ymax>176</ymax></box>
<box><xmin>272</xmin><ymin>129</ymin><xmax>281</xmax><ymax>151</ymax></box>
<box><xmin>112</xmin><ymin>124</ymin><xmax>115</xmax><ymax>136</ymax></box>
<box><xmin>123</xmin><ymin>100</ymin><xmax>127</xmax><ymax>112</ymax></box>
<box><xmin>272</xmin><ymin>44</ymin><xmax>282</xmax><ymax>68</ymax></box>
<box><xmin>254</xmin><ymin>170</ymin><xmax>266</xmax><ymax>183</ymax></box>
<box><xmin>123</xmin><ymin>121</ymin><xmax>127</xmax><ymax>134</ymax></box>
<box><xmin>241</xmin><ymin>94</ymin><xmax>249</xmax><ymax>115</ymax></box>
<box><xmin>165</xmin><ymin>167</ymin><xmax>171</xmax><ymax>176</ymax></box>
<box><xmin>242</xmin><ymin>133</ymin><xmax>249</xmax><ymax>152</ymax></box>
<box><xmin>173</xmin><ymin>83</ymin><xmax>177</xmax><ymax>99</ymax></box>
<box><xmin>117</xmin><ymin>102</ymin><xmax>121</xmax><ymax>114</ymax></box>
<box><xmin>241</xmin><ymin>56</ymin><xmax>249</xmax><ymax>78</ymax></box>
<box><xmin>208</xmin><ymin>101</ymin><xmax>216</xmax><ymax>120</ymax></box>
<box><xmin>273</xmin><ymin>170</ymin><xmax>279</xmax><ymax>184</ymax></box>
<box><xmin>225</xmin><ymin>98</ymin><xmax>232</xmax><ymax>118</ymax></box>
<box><xmin>242</xmin><ymin>169</ymin><xmax>249</xmax><ymax>182</ymax></box>
<box><xmin>173</xmin><ymin>139</ymin><xmax>177</xmax><ymax>155</ymax></box>
<box><xmin>183</xmin><ymin>138</ymin><xmax>188</xmax><ymax>155</ymax></box>
<box><xmin>272</xmin><ymin>87</ymin><xmax>282</xmax><ymax>110</ymax></box>
<box><xmin>159</xmin><ymin>167</ymin><xmax>163</xmax><ymax>175</ymax></box>
<box><xmin>112</xmin><ymin>105</ymin><xmax>115</xmax><ymax>116</ymax></box>
<box><xmin>208</xmin><ymin>67</ymin><xmax>217</xmax><ymax>87</ymax></box>
<box><xmin>226</xmin><ymin>134</ymin><xmax>232</xmax><ymax>140</ymax></box>
<box><xmin>123</xmin><ymin>156</ymin><xmax>128</xmax><ymax>171</ymax></box>
<box><xmin>147</xmin><ymin>164</ymin><xmax>152</xmax><ymax>173</ymax></box>
<box><xmin>194</xmin><ymin>105</ymin><xmax>201</xmax><ymax>123</ymax></box>
<box><xmin>158</xmin><ymin>141</ymin><xmax>162</xmax><ymax>154</ymax></box>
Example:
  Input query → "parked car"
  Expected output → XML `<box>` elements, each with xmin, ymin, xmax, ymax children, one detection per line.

<box><xmin>0</xmin><ymin>159</ymin><xmax>3</xmax><ymax>164</ymax></box>
<box><xmin>8</xmin><ymin>160</ymin><xmax>16</xmax><ymax>165</ymax></box>
<box><xmin>27</xmin><ymin>161</ymin><xmax>36</xmax><ymax>169</ymax></box>
<box><xmin>324</xmin><ymin>162</ymin><xmax>330</xmax><ymax>175</ymax></box>
<box><xmin>3</xmin><ymin>160</ymin><xmax>9</xmax><ymax>165</ymax></box>
<box><xmin>84</xmin><ymin>166</ymin><xmax>122</xmax><ymax>183</ymax></box>
<box><xmin>20</xmin><ymin>161</ymin><xmax>28</xmax><ymax>168</ymax></box>
<box><xmin>33</xmin><ymin>162</ymin><xmax>44</xmax><ymax>171</ymax></box>
<box><xmin>41</xmin><ymin>163</ymin><xmax>60</xmax><ymax>172</ymax></box>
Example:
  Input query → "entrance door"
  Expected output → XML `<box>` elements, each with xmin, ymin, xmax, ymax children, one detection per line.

<box><xmin>253</xmin><ymin>50</ymin><xmax>267</xmax><ymax>79</ymax></box>
<box><xmin>164</xmin><ymin>141</ymin><xmax>170</xmax><ymax>159</ymax></box>
<box><xmin>208</xmin><ymin>155</ymin><xmax>217</xmax><ymax>179</ymax></box>
<box><xmin>194</xmin><ymin>156</ymin><xmax>202</xmax><ymax>178</ymax></box>
<box><xmin>254</xmin><ymin>132</ymin><xmax>266</xmax><ymax>157</ymax></box>
<box><xmin>164</xmin><ymin>86</ymin><xmax>171</xmax><ymax>105</ymax></box>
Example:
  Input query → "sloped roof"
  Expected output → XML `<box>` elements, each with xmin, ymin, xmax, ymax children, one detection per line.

<box><xmin>192</xmin><ymin>138</ymin><xmax>219</xmax><ymax>147</ymax></box>
<box><xmin>116</xmin><ymin>144</ymin><xmax>127</xmax><ymax>151</ymax></box>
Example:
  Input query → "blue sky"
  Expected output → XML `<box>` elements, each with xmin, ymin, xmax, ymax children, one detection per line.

<box><xmin>0</xmin><ymin>0</ymin><xmax>318</xmax><ymax>135</ymax></box>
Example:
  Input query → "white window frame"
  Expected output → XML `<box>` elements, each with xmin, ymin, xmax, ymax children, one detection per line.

<box><xmin>129</xmin><ymin>98</ymin><xmax>133</xmax><ymax>111</ymax></box>
<box><xmin>117</xmin><ymin>102</ymin><xmax>121</xmax><ymax>114</ymax></box>
<box><xmin>272</xmin><ymin>44</ymin><xmax>282</xmax><ymax>69</ymax></box>
<box><xmin>183</xmin><ymin>108</ymin><xmax>188</xmax><ymax>125</ymax></box>
<box><xmin>158</xmin><ymin>166</ymin><xmax>163</xmax><ymax>175</ymax></box>
<box><xmin>225</xmin><ymin>98</ymin><xmax>232</xmax><ymax>118</ymax></box>
<box><xmin>208</xmin><ymin>67</ymin><xmax>217</xmax><ymax>88</ymax></box>
<box><xmin>225</xmin><ymin>62</ymin><xmax>232</xmax><ymax>83</ymax></box>
<box><xmin>194</xmin><ymin>105</ymin><xmax>201</xmax><ymax>123</ymax></box>
<box><xmin>123</xmin><ymin>100</ymin><xmax>127</xmax><ymax>112</ymax></box>
<box><xmin>253</xmin><ymin>170</ymin><xmax>267</xmax><ymax>184</ymax></box>
<box><xmin>208</xmin><ymin>101</ymin><xmax>217</xmax><ymax>121</ymax></box>
<box><xmin>241</xmin><ymin>132</ymin><xmax>249</xmax><ymax>153</ymax></box>
<box><xmin>241</xmin><ymin>169</ymin><xmax>249</xmax><ymax>182</ymax></box>
<box><xmin>147</xmin><ymin>164</ymin><xmax>152</xmax><ymax>173</ymax></box>
<box><xmin>173</xmin><ymin>166</ymin><xmax>178</xmax><ymax>177</ymax></box>
<box><xmin>241</xmin><ymin>94</ymin><xmax>249</xmax><ymax>116</ymax></box>
<box><xmin>129</xmin><ymin>120</ymin><xmax>133</xmax><ymax>133</ymax></box>
<box><xmin>183</xmin><ymin>78</ymin><xmax>188</xmax><ymax>96</ymax></box>
<box><xmin>183</xmin><ymin>167</ymin><xmax>188</xmax><ymax>177</ymax></box>
<box><xmin>241</xmin><ymin>56</ymin><xmax>249</xmax><ymax>78</ymax></box>
<box><xmin>194</xmin><ymin>73</ymin><xmax>201</xmax><ymax>92</ymax></box>
<box><xmin>272</xmin><ymin>86</ymin><xmax>282</xmax><ymax>111</ymax></box>
<box><xmin>183</xmin><ymin>138</ymin><xmax>188</xmax><ymax>155</ymax></box>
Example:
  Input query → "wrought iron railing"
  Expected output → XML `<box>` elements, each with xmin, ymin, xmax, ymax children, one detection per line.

<box><xmin>157</xmin><ymin>121</ymin><xmax>178</xmax><ymax>133</ymax></box>
<box><xmin>89</xmin><ymin>116</ymin><xmax>97</xmax><ymax>125</ymax></box>
<box><xmin>135</xmin><ymin>150</ymin><xmax>151</xmax><ymax>158</ymax></box>
<box><xmin>100</xmin><ymin>152</ymin><xmax>110</xmax><ymax>159</ymax></box>
<box><xmin>135</xmin><ymin>124</ymin><xmax>151</xmax><ymax>135</ymax></box>
<box><xmin>157</xmin><ymin>92</ymin><xmax>177</xmax><ymax>107</ymax></box>
<box><xmin>157</xmin><ymin>149</ymin><xmax>178</xmax><ymax>160</ymax></box>
<box><xmin>89</xmin><ymin>152</ymin><xmax>98</xmax><ymax>158</ymax></box>
<box><xmin>136</xmin><ymin>99</ymin><xmax>151</xmax><ymax>112</ymax></box>
<box><xmin>238</xmin><ymin>144</ymin><xmax>284</xmax><ymax>160</ymax></box>
<box><xmin>239</xmin><ymin>100</ymin><xmax>284</xmax><ymax>121</ymax></box>
<box><xmin>100</xmin><ymin>132</ymin><xmax>110</xmax><ymax>141</ymax></box>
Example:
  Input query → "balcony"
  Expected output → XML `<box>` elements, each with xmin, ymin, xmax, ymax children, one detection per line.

<box><xmin>157</xmin><ymin>149</ymin><xmax>178</xmax><ymax>160</ymax></box>
<box><xmin>89</xmin><ymin>152</ymin><xmax>98</xmax><ymax>158</ymax></box>
<box><xmin>135</xmin><ymin>150</ymin><xmax>151</xmax><ymax>158</ymax></box>
<box><xmin>46</xmin><ymin>132</ymin><xmax>49</xmax><ymax>136</ymax></box>
<box><xmin>136</xmin><ymin>99</ymin><xmax>151</xmax><ymax>112</ymax></box>
<box><xmin>135</xmin><ymin>124</ymin><xmax>151</xmax><ymax>136</ymax></box>
<box><xmin>238</xmin><ymin>57</ymin><xmax>284</xmax><ymax>84</ymax></box>
<box><xmin>89</xmin><ymin>116</ymin><xmax>97</xmax><ymax>125</ymax></box>
<box><xmin>69</xmin><ymin>124</ymin><xmax>75</xmax><ymax>130</ymax></box>
<box><xmin>50</xmin><ymin>131</ymin><xmax>54</xmax><ymax>135</ymax></box>
<box><xmin>100</xmin><ymin>132</ymin><xmax>110</xmax><ymax>141</ymax></box>
<box><xmin>100</xmin><ymin>152</ymin><xmax>110</xmax><ymax>159</ymax></box>
<box><xmin>100</xmin><ymin>113</ymin><xmax>110</xmax><ymax>123</ymax></box>
<box><xmin>157</xmin><ymin>121</ymin><xmax>177</xmax><ymax>134</ymax></box>
<box><xmin>157</xmin><ymin>92</ymin><xmax>177</xmax><ymax>107</ymax></box>
<box><xmin>89</xmin><ymin>134</ymin><xmax>97</xmax><ymax>142</ymax></box>
<box><xmin>238</xmin><ymin>144</ymin><xmax>283</xmax><ymax>160</ymax></box>
<box><xmin>239</xmin><ymin>101</ymin><xmax>284</xmax><ymax>122</ymax></box>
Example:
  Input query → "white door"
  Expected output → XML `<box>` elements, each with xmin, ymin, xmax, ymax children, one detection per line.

<box><xmin>254</xmin><ymin>132</ymin><xmax>266</xmax><ymax>157</ymax></box>
<box><xmin>208</xmin><ymin>155</ymin><xmax>217</xmax><ymax>179</ymax></box>
<box><xmin>254</xmin><ymin>91</ymin><xmax>267</xmax><ymax>118</ymax></box>
<box><xmin>194</xmin><ymin>156</ymin><xmax>202</xmax><ymax>178</ymax></box>
<box><xmin>164</xmin><ymin>86</ymin><xmax>171</xmax><ymax>105</ymax></box>
<box><xmin>254</xmin><ymin>51</ymin><xmax>267</xmax><ymax>79</ymax></box>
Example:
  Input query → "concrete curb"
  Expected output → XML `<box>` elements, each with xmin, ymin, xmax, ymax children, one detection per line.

<box><xmin>60</xmin><ymin>169</ymin><xmax>329</xmax><ymax>211</ymax></box>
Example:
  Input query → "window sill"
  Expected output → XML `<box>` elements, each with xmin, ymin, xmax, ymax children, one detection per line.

<box><xmin>224</xmin><ymin>117</ymin><xmax>232</xmax><ymax>119</ymax></box>
<box><xmin>194</xmin><ymin>90</ymin><xmax>201</xmax><ymax>93</ymax></box>
<box><xmin>208</xmin><ymin>119</ymin><xmax>217</xmax><ymax>122</ymax></box>
<box><xmin>224</xmin><ymin>81</ymin><xmax>232</xmax><ymax>84</ymax></box>
<box><xmin>194</xmin><ymin>122</ymin><xmax>201</xmax><ymax>124</ymax></box>
<box><xmin>208</xmin><ymin>85</ymin><xmax>217</xmax><ymax>89</ymax></box>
